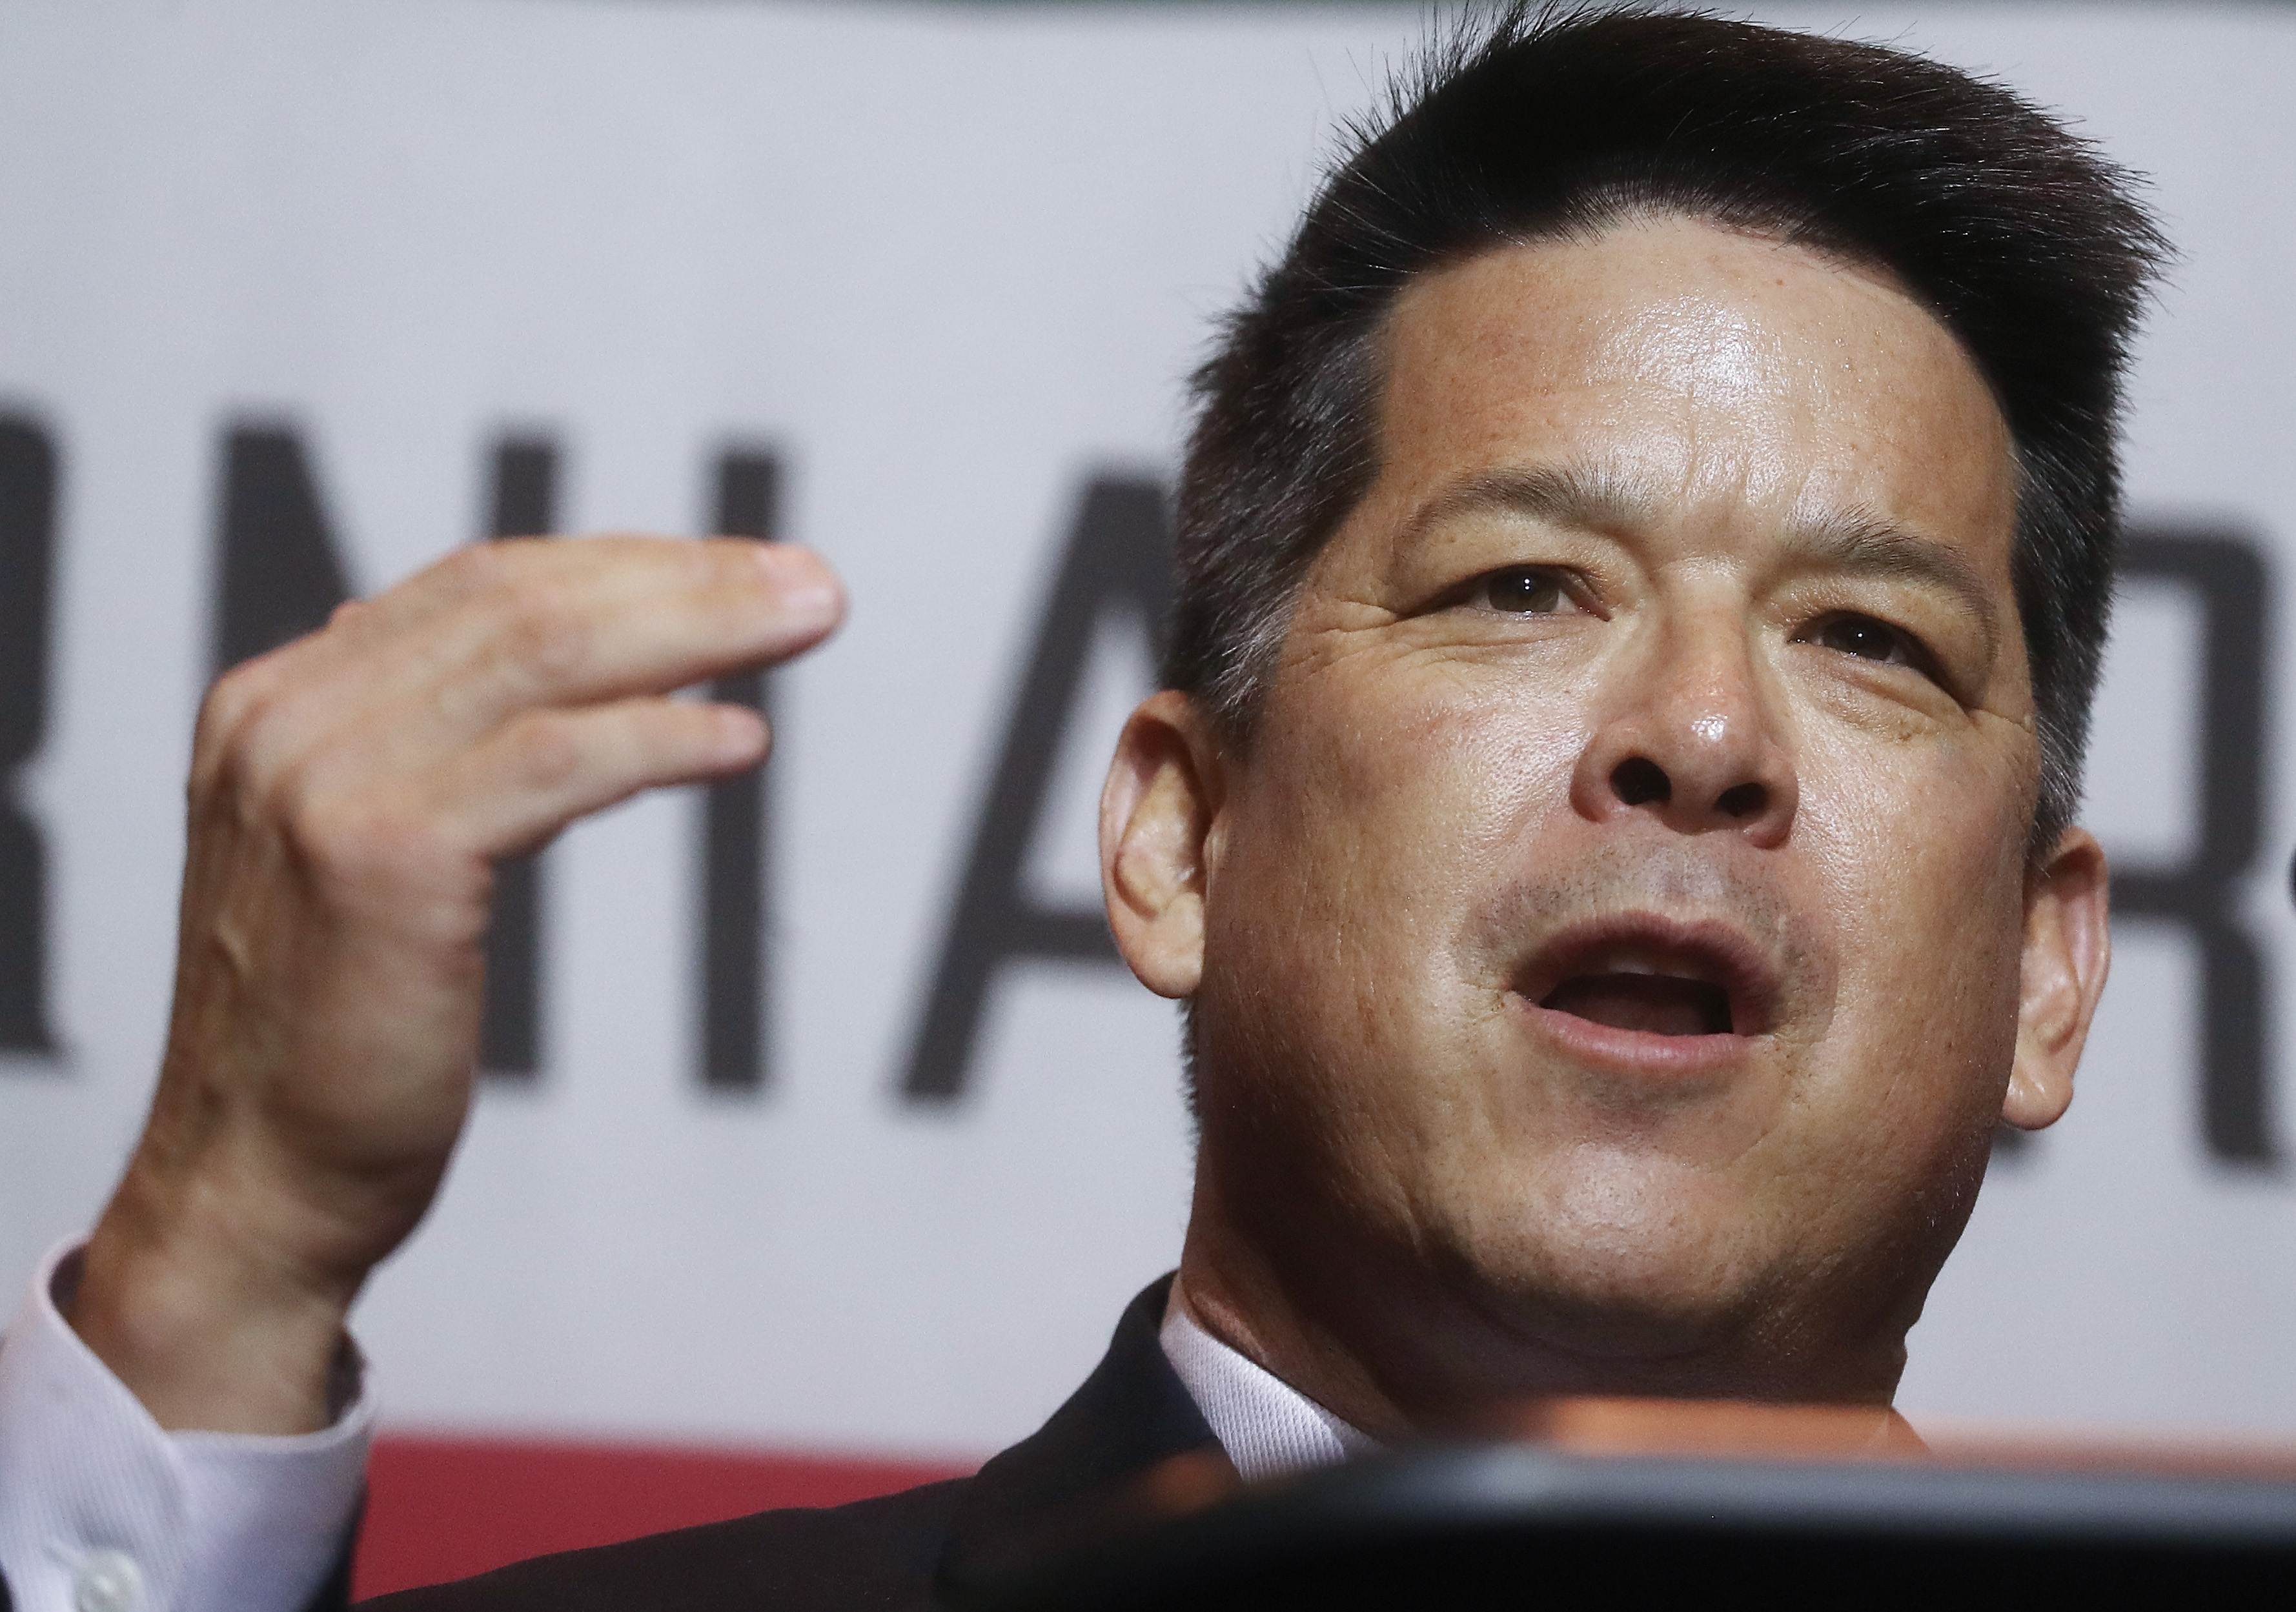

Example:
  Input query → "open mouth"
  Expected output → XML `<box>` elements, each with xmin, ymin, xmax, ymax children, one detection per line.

<box><xmin>1541</xmin><ymin>971</ymin><xmax>1733</xmax><ymax>1036</ymax></box>
<box><xmin>1519</xmin><ymin>922</ymin><xmax>1776</xmax><ymax>1042</ymax></box>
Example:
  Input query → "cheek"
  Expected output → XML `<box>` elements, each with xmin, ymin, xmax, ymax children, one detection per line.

<box><xmin>1796</xmin><ymin>727</ymin><xmax>2031</xmax><ymax>1083</ymax></box>
<box><xmin>1200</xmin><ymin>661</ymin><xmax>1587</xmax><ymax>1113</ymax></box>
<box><xmin>1245</xmin><ymin>656</ymin><xmax>1587</xmax><ymax>929</ymax></box>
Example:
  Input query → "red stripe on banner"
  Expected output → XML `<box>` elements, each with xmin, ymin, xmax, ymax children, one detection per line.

<box><xmin>354</xmin><ymin>1435</ymin><xmax>977</xmax><ymax>1600</ymax></box>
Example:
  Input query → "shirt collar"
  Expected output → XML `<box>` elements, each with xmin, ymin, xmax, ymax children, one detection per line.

<box><xmin>1157</xmin><ymin>1286</ymin><xmax>1381</xmax><ymax>1483</ymax></box>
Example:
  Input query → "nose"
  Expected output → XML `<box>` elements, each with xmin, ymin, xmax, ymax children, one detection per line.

<box><xmin>1570</xmin><ymin>611</ymin><xmax>1799</xmax><ymax>850</ymax></box>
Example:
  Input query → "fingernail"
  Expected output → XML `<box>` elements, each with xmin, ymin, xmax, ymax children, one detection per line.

<box><xmin>716</xmin><ymin>704</ymin><xmax>770</xmax><ymax>760</ymax></box>
<box><xmin>754</xmin><ymin>545</ymin><xmax>842</xmax><ymax>625</ymax></box>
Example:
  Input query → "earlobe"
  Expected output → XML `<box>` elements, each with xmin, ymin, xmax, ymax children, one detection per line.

<box><xmin>2003</xmin><ymin>827</ymin><xmax>2111</xmax><ymax>1131</ymax></box>
<box><xmin>1100</xmin><ymin>691</ymin><xmax>1223</xmax><ymax>1000</ymax></box>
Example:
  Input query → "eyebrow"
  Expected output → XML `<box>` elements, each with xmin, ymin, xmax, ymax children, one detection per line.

<box><xmin>1786</xmin><ymin>507</ymin><xmax>2000</xmax><ymax>650</ymax></box>
<box><xmin>1398</xmin><ymin>464</ymin><xmax>2002</xmax><ymax>650</ymax></box>
<box><xmin>1398</xmin><ymin>464</ymin><xmax>1653</xmax><ymax>546</ymax></box>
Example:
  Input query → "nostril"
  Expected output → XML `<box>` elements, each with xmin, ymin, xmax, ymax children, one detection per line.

<box><xmin>1716</xmin><ymin>781</ymin><xmax>1768</xmax><ymax>819</ymax></box>
<box><xmin>1611</xmin><ymin>757</ymin><xmax>1672</xmax><ymax>807</ymax></box>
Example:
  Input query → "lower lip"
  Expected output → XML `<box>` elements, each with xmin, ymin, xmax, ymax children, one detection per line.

<box><xmin>1517</xmin><ymin>997</ymin><xmax>1758</xmax><ymax>1078</ymax></box>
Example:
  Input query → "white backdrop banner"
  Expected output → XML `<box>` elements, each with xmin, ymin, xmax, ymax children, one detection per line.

<box><xmin>1</xmin><ymin>0</ymin><xmax>2293</xmax><ymax>1463</ymax></box>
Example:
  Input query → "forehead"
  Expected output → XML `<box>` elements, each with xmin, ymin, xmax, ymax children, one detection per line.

<box><xmin>1358</xmin><ymin>216</ymin><xmax>2018</xmax><ymax>574</ymax></box>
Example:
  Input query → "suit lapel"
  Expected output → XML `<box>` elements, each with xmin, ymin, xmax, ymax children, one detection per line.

<box><xmin>934</xmin><ymin>1276</ymin><xmax>1222</xmax><ymax>1602</ymax></box>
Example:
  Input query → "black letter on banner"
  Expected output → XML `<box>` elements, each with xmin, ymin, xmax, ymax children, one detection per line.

<box><xmin>2115</xmin><ymin>530</ymin><xmax>2273</xmax><ymax>1165</ymax></box>
<box><xmin>0</xmin><ymin>416</ymin><xmax>58</xmax><ymax>1054</ymax></box>
<box><xmin>478</xmin><ymin>436</ymin><xmax>559</xmax><ymax>1079</ymax></box>
<box><xmin>902</xmin><ymin>477</ymin><xmax>1172</xmax><ymax>1103</ymax></box>
<box><xmin>214</xmin><ymin>425</ymin><xmax>355</xmax><ymax>671</ymax></box>
<box><xmin>695</xmin><ymin>449</ymin><xmax>778</xmax><ymax>1092</ymax></box>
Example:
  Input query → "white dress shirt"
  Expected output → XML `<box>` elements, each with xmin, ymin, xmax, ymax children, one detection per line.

<box><xmin>1158</xmin><ymin>1287</ymin><xmax>1379</xmax><ymax>1481</ymax></box>
<box><xmin>0</xmin><ymin>1251</ymin><xmax>1363</xmax><ymax>1612</ymax></box>
<box><xmin>0</xmin><ymin>1242</ymin><xmax>371</xmax><ymax>1612</ymax></box>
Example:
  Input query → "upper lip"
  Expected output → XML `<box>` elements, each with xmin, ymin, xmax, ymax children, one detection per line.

<box><xmin>1511</xmin><ymin>912</ymin><xmax>1783</xmax><ymax>1037</ymax></box>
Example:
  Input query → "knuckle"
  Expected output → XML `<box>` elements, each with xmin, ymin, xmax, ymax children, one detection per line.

<box><xmin>709</xmin><ymin>534</ymin><xmax>777</xmax><ymax>587</ymax></box>
<box><xmin>265</xmin><ymin>757</ymin><xmax>349</xmax><ymax>864</ymax></box>
<box><xmin>680</xmin><ymin>547</ymin><xmax>776</xmax><ymax>638</ymax></box>
<box><xmin>440</xmin><ymin>539</ymin><xmax>518</xmax><ymax>593</ymax></box>
<box><xmin>194</xmin><ymin>666</ymin><xmax>259</xmax><ymax>752</ymax></box>
<box><xmin>503</xmin><ymin>709</ymin><xmax>589</xmax><ymax>792</ymax></box>
<box><xmin>190</xmin><ymin>661</ymin><xmax>287</xmax><ymax>794</ymax></box>
<box><xmin>497</xmin><ymin>580</ymin><xmax>594</xmax><ymax>686</ymax></box>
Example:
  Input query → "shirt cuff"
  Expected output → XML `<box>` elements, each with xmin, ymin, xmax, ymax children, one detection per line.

<box><xmin>0</xmin><ymin>1238</ymin><xmax>373</xmax><ymax>1612</ymax></box>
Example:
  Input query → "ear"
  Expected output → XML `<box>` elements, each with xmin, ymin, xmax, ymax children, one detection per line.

<box><xmin>2002</xmin><ymin>826</ymin><xmax>2111</xmax><ymax>1131</ymax></box>
<box><xmin>1101</xmin><ymin>690</ymin><xmax>1224</xmax><ymax>1000</ymax></box>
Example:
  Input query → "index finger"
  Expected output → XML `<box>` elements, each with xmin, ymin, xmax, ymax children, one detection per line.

<box><xmin>313</xmin><ymin>534</ymin><xmax>846</xmax><ymax>738</ymax></box>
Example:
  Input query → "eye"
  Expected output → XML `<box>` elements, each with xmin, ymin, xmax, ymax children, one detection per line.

<box><xmin>1806</xmin><ymin>612</ymin><xmax>1931</xmax><ymax>673</ymax></box>
<box><xmin>1472</xmin><ymin>566</ymin><xmax>1572</xmax><ymax>614</ymax></box>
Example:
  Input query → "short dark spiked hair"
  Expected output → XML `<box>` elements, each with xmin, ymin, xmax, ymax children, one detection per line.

<box><xmin>1166</xmin><ymin>5</ymin><xmax>2164</xmax><ymax>852</ymax></box>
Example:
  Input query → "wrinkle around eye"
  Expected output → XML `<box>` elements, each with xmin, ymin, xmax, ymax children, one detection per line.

<box><xmin>1283</xmin><ymin>602</ymin><xmax>1558</xmax><ymax>696</ymax></box>
<box><xmin>1787</xmin><ymin>636</ymin><xmax>1981</xmax><ymax>732</ymax></box>
<box><xmin>1279</xmin><ymin>604</ymin><xmax>1412</xmax><ymax>687</ymax></box>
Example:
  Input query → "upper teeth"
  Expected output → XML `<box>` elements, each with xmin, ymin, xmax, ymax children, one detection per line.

<box><xmin>1585</xmin><ymin>947</ymin><xmax>1707</xmax><ymax>983</ymax></box>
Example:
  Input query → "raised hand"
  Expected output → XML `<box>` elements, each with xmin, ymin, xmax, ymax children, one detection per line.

<box><xmin>66</xmin><ymin>535</ymin><xmax>844</xmax><ymax>1434</ymax></box>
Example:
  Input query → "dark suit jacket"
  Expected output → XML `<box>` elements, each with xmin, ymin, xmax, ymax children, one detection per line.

<box><xmin>356</xmin><ymin>1277</ymin><xmax>1215</xmax><ymax>1610</ymax></box>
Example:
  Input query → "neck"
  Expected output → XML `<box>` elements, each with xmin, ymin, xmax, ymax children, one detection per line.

<box><xmin>1173</xmin><ymin>1159</ymin><xmax>1909</xmax><ymax>1440</ymax></box>
<box><xmin>1173</xmin><ymin>1200</ymin><xmax>1416</xmax><ymax>1441</ymax></box>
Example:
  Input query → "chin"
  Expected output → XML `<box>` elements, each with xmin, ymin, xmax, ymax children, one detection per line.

<box><xmin>1447</xmin><ymin>1154</ymin><xmax>1790</xmax><ymax>1364</ymax></box>
<box><xmin>1480</xmin><ymin>1241</ymin><xmax>1767</xmax><ymax>1365</ymax></box>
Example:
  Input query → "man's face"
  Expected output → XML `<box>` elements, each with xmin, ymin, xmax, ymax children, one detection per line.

<box><xmin>1187</xmin><ymin>216</ymin><xmax>2040</xmax><ymax>1405</ymax></box>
